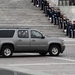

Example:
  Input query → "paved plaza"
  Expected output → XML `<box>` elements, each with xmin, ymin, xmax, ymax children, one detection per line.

<box><xmin>0</xmin><ymin>0</ymin><xmax>75</xmax><ymax>75</ymax></box>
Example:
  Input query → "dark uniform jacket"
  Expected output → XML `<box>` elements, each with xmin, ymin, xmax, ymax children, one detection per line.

<box><xmin>56</xmin><ymin>12</ymin><xmax>61</xmax><ymax>18</ymax></box>
<box><xmin>72</xmin><ymin>0</ymin><xmax>75</xmax><ymax>5</ymax></box>
<box><xmin>72</xmin><ymin>24</ymin><xmax>75</xmax><ymax>30</ymax></box>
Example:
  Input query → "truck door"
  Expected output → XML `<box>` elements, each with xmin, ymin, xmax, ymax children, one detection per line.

<box><xmin>16</xmin><ymin>30</ymin><xmax>30</xmax><ymax>51</ymax></box>
<box><xmin>30</xmin><ymin>30</ymin><xmax>47</xmax><ymax>52</ymax></box>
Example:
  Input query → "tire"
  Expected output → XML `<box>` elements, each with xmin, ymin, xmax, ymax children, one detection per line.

<box><xmin>39</xmin><ymin>52</ymin><xmax>47</xmax><ymax>56</ymax></box>
<box><xmin>49</xmin><ymin>45</ymin><xmax>60</xmax><ymax>56</ymax></box>
<box><xmin>1</xmin><ymin>46</ymin><xmax>13</xmax><ymax>57</ymax></box>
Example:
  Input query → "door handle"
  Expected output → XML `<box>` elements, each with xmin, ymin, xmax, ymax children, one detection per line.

<box><xmin>18</xmin><ymin>39</ymin><xmax>22</xmax><ymax>41</ymax></box>
<box><xmin>32</xmin><ymin>40</ymin><xmax>35</xmax><ymax>42</ymax></box>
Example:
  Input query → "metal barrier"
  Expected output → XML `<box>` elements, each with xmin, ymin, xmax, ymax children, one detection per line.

<box><xmin>58</xmin><ymin>0</ymin><xmax>72</xmax><ymax>6</ymax></box>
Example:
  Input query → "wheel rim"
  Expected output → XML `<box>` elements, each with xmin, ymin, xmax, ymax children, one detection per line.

<box><xmin>52</xmin><ymin>47</ymin><xmax>58</xmax><ymax>55</ymax></box>
<box><xmin>4</xmin><ymin>48</ymin><xmax>11</xmax><ymax>56</ymax></box>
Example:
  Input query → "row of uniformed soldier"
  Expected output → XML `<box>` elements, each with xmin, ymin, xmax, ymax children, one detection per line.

<box><xmin>69</xmin><ymin>0</ymin><xmax>75</xmax><ymax>5</ymax></box>
<box><xmin>46</xmin><ymin>6</ymin><xmax>61</xmax><ymax>26</ymax></box>
<box><xmin>58</xmin><ymin>15</ymin><xmax>75</xmax><ymax>38</ymax></box>
<box><xmin>31</xmin><ymin>0</ymin><xmax>75</xmax><ymax>38</ymax></box>
<box><xmin>59</xmin><ymin>17</ymin><xmax>75</xmax><ymax>38</ymax></box>
<box><xmin>67</xmin><ymin>21</ymin><xmax>75</xmax><ymax>38</ymax></box>
<box><xmin>31</xmin><ymin>0</ymin><xmax>48</xmax><ymax>9</ymax></box>
<box><xmin>45</xmin><ymin>5</ymin><xmax>75</xmax><ymax>38</ymax></box>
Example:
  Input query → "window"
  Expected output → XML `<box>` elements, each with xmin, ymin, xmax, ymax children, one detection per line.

<box><xmin>18</xmin><ymin>30</ymin><xmax>28</xmax><ymax>38</ymax></box>
<box><xmin>0</xmin><ymin>30</ymin><xmax>15</xmax><ymax>38</ymax></box>
<box><xmin>31</xmin><ymin>30</ymin><xmax>43</xmax><ymax>38</ymax></box>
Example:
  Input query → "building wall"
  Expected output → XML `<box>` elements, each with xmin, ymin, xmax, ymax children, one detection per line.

<box><xmin>71</xmin><ymin>6</ymin><xmax>75</xmax><ymax>22</ymax></box>
<box><xmin>59</xmin><ymin>6</ymin><xmax>75</xmax><ymax>22</ymax></box>
<box><xmin>47</xmin><ymin>0</ymin><xmax>58</xmax><ymax>6</ymax></box>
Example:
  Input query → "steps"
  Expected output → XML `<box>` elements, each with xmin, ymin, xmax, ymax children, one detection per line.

<box><xmin>0</xmin><ymin>0</ymin><xmax>66</xmax><ymax>37</ymax></box>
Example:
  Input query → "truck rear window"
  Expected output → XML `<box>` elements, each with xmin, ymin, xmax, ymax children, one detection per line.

<box><xmin>0</xmin><ymin>30</ymin><xmax>15</xmax><ymax>38</ymax></box>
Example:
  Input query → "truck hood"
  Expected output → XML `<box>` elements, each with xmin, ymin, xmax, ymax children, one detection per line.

<box><xmin>46</xmin><ymin>37</ymin><xmax>63</xmax><ymax>42</ymax></box>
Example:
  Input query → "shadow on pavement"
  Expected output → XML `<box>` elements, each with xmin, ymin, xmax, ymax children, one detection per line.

<box><xmin>0</xmin><ymin>68</ymin><xmax>31</xmax><ymax>75</ymax></box>
<box><xmin>0</xmin><ymin>69</ymin><xmax>30</xmax><ymax>75</ymax></box>
<box><xmin>0</xmin><ymin>54</ymin><xmax>49</xmax><ymax>58</ymax></box>
<box><xmin>0</xmin><ymin>53</ymin><xmax>64</xmax><ymax>58</ymax></box>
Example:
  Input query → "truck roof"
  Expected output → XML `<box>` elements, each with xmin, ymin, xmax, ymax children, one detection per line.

<box><xmin>0</xmin><ymin>27</ymin><xmax>40</xmax><ymax>32</ymax></box>
<box><xmin>0</xmin><ymin>27</ymin><xmax>31</xmax><ymax>29</ymax></box>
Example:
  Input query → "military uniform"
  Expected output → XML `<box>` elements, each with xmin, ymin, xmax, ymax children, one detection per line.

<box><xmin>54</xmin><ymin>10</ymin><xmax>57</xmax><ymax>25</ymax></box>
<box><xmin>56</xmin><ymin>10</ymin><xmax>61</xmax><ymax>25</ymax></box>
<box><xmin>59</xmin><ymin>15</ymin><xmax>63</xmax><ymax>29</ymax></box>
<box><xmin>72</xmin><ymin>0</ymin><xmax>75</xmax><ymax>5</ymax></box>
<box><xmin>51</xmin><ymin>8</ymin><xmax>55</xmax><ymax>23</ymax></box>
<box><xmin>40</xmin><ymin>0</ymin><xmax>44</xmax><ymax>10</ymax></box>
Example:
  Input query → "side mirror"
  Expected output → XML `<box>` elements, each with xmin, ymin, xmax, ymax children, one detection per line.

<box><xmin>41</xmin><ymin>36</ymin><xmax>45</xmax><ymax>39</ymax></box>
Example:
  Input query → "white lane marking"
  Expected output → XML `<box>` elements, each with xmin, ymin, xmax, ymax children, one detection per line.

<box><xmin>51</xmin><ymin>57</ymin><xmax>75</xmax><ymax>62</ymax></box>
<box><xmin>9</xmin><ymin>63</ymin><xmax>75</xmax><ymax>66</ymax></box>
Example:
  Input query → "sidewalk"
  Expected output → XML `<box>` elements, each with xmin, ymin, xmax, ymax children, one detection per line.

<box><xmin>60</xmin><ymin>37</ymin><xmax>75</xmax><ymax>45</ymax></box>
<box><xmin>60</xmin><ymin>37</ymin><xmax>75</xmax><ymax>42</ymax></box>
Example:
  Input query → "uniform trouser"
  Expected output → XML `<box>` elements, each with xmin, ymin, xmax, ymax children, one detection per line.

<box><xmin>47</xmin><ymin>10</ymin><xmax>49</xmax><ymax>17</ymax></box>
<box><xmin>31</xmin><ymin>0</ymin><xmax>33</xmax><ymax>2</ymax></box>
<box><xmin>45</xmin><ymin>7</ymin><xmax>48</xmax><ymax>16</ymax></box>
<box><xmin>60</xmin><ymin>22</ymin><xmax>63</xmax><ymax>29</ymax></box>
<box><xmin>34</xmin><ymin>0</ymin><xmax>38</xmax><ymax>6</ymax></box>
<box><xmin>38</xmin><ymin>0</ymin><xmax>40</xmax><ymax>7</ymax></box>
<box><xmin>56</xmin><ymin>17</ymin><xmax>59</xmax><ymax>25</ymax></box>
<box><xmin>43</xmin><ymin>5</ymin><xmax>46</xmax><ymax>12</ymax></box>
<box><xmin>59</xmin><ymin>20</ymin><xmax>62</xmax><ymax>29</ymax></box>
<box><xmin>33</xmin><ymin>0</ymin><xmax>36</xmax><ymax>5</ymax></box>
<box><xmin>73</xmin><ymin>3</ymin><xmax>75</xmax><ymax>5</ymax></box>
<box><xmin>69</xmin><ymin>29</ymin><xmax>72</xmax><ymax>38</ymax></box>
<box><xmin>40</xmin><ymin>3</ymin><xmax>43</xmax><ymax>10</ymax></box>
<box><xmin>66</xmin><ymin>28</ymin><xmax>68</xmax><ymax>36</ymax></box>
<box><xmin>51</xmin><ymin>16</ymin><xmax>54</xmax><ymax>23</ymax></box>
<box><xmin>68</xmin><ymin>29</ymin><xmax>74</xmax><ymax>38</ymax></box>
<box><xmin>54</xmin><ymin>17</ymin><xmax>57</xmax><ymax>25</ymax></box>
<box><xmin>69</xmin><ymin>0</ymin><xmax>72</xmax><ymax>5</ymax></box>
<box><xmin>72</xmin><ymin>30</ymin><xmax>75</xmax><ymax>38</ymax></box>
<box><xmin>45</xmin><ymin>6</ymin><xmax>47</xmax><ymax>14</ymax></box>
<box><xmin>63</xmin><ymin>24</ymin><xmax>66</xmax><ymax>32</ymax></box>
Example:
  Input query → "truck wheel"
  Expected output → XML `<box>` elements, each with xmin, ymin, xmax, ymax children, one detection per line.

<box><xmin>49</xmin><ymin>45</ymin><xmax>60</xmax><ymax>56</ymax></box>
<box><xmin>39</xmin><ymin>52</ymin><xmax>47</xmax><ymax>56</ymax></box>
<box><xmin>1</xmin><ymin>46</ymin><xmax>13</xmax><ymax>57</ymax></box>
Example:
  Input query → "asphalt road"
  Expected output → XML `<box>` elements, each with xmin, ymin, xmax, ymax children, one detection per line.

<box><xmin>0</xmin><ymin>41</ymin><xmax>75</xmax><ymax>75</ymax></box>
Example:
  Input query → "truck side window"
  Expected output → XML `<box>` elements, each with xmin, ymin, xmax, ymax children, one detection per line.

<box><xmin>18</xmin><ymin>30</ymin><xmax>29</xmax><ymax>38</ymax></box>
<box><xmin>31</xmin><ymin>30</ymin><xmax>43</xmax><ymax>38</ymax></box>
<box><xmin>0</xmin><ymin>30</ymin><xmax>15</xmax><ymax>38</ymax></box>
